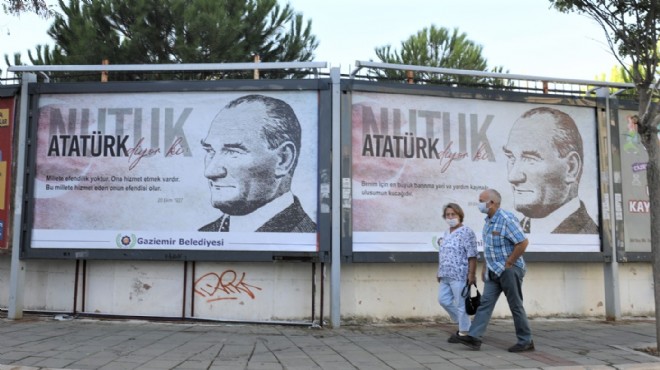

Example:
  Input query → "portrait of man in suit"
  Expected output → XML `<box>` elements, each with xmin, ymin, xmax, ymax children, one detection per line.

<box><xmin>502</xmin><ymin>107</ymin><xmax>598</xmax><ymax>234</ymax></box>
<box><xmin>198</xmin><ymin>94</ymin><xmax>316</xmax><ymax>233</ymax></box>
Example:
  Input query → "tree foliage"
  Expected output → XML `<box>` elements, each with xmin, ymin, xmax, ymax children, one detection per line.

<box><xmin>550</xmin><ymin>0</ymin><xmax>660</xmax><ymax>350</ymax></box>
<box><xmin>2</xmin><ymin>0</ymin><xmax>51</xmax><ymax>16</ymax></box>
<box><xmin>371</xmin><ymin>25</ymin><xmax>507</xmax><ymax>86</ymax></box>
<box><xmin>9</xmin><ymin>0</ymin><xmax>318</xmax><ymax>80</ymax></box>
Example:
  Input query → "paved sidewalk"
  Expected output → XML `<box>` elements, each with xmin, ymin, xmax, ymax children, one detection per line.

<box><xmin>0</xmin><ymin>314</ymin><xmax>659</xmax><ymax>370</ymax></box>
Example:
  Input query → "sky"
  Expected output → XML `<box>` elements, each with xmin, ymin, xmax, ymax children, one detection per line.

<box><xmin>0</xmin><ymin>0</ymin><xmax>621</xmax><ymax>81</ymax></box>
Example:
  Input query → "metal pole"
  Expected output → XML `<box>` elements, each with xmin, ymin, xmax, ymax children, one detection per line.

<box><xmin>8</xmin><ymin>73</ymin><xmax>36</xmax><ymax>319</ymax></box>
<box><xmin>598</xmin><ymin>87</ymin><xmax>621</xmax><ymax>320</ymax></box>
<box><xmin>330</xmin><ymin>67</ymin><xmax>341</xmax><ymax>327</ymax></box>
<box><xmin>9</xmin><ymin>61</ymin><xmax>327</xmax><ymax>73</ymax></box>
<box><xmin>350</xmin><ymin>60</ymin><xmax>635</xmax><ymax>89</ymax></box>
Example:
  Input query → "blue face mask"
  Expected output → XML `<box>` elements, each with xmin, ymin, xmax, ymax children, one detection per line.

<box><xmin>478</xmin><ymin>201</ymin><xmax>489</xmax><ymax>214</ymax></box>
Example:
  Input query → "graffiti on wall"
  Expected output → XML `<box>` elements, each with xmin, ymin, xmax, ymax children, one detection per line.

<box><xmin>194</xmin><ymin>270</ymin><xmax>262</xmax><ymax>303</ymax></box>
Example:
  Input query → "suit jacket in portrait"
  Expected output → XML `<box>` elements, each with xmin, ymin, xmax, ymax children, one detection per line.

<box><xmin>198</xmin><ymin>196</ymin><xmax>316</xmax><ymax>233</ymax></box>
<box><xmin>552</xmin><ymin>201</ymin><xmax>598</xmax><ymax>234</ymax></box>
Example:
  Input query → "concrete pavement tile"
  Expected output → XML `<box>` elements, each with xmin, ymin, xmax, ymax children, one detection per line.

<box><xmin>276</xmin><ymin>358</ymin><xmax>321</xmax><ymax>369</ymax></box>
<box><xmin>414</xmin><ymin>354</ymin><xmax>459</xmax><ymax>364</ymax></box>
<box><xmin>341</xmin><ymin>365</ymin><xmax>387</xmax><ymax>370</ymax></box>
<box><xmin>615</xmin><ymin>364</ymin><xmax>660</xmax><ymax>369</ymax></box>
<box><xmin>50</xmin><ymin>351</ymin><xmax>97</xmax><ymax>361</ymax></box>
<box><xmin>567</xmin><ymin>356</ymin><xmax>612</xmax><ymax>366</ymax></box>
<box><xmin>187</xmin><ymin>344</ymin><xmax>223</xmax><ymax>360</ymax></box>
<box><xmin>134</xmin><ymin>359</ymin><xmax>186</xmax><ymax>369</ymax></box>
<box><xmin>101</xmin><ymin>355</ymin><xmax>151</xmax><ymax>365</ymax></box>
<box><xmin>0</xmin><ymin>351</ymin><xmax>31</xmax><ymax>361</ymax></box>
<box><xmin>68</xmin><ymin>357</ymin><xmax>114</xmax><ymax>369</ymax></box>
<box><xmin>171</xmin><ymin>359</ymin><xmax>213</xmax><ymax>369</ymax></box>
<box><xmin>523</xmin><ymin>351</ymin><xmax>583</xmax><ymax>366</ymax></box>
<box><xmin>245</xmin><ymin>361</ymin><xmax>284</xmax><ymax>370</ymax></box>
<box><xmin>304</xmin><ymin>354</ymin><xmax>350</xmax><ymax>363</ymax></box>
<box><xmin>514</xmin><ymin>359</ymin><xmax>557</xmax><ymax>368</ymax></box>
<box><xmin>97</xmin><ymin>359</ymin><xmax>149</xmax><ymax>370</ymax></box>
<box><xmin>280</xmin><ymin>365</ymin><xmax>322</xmax><ymax>370</ymax></box>
<box><xmin>314</xmin><ymin>362</ymin><xmax>358</xmax><ymax>370</ymax></box>
<box><xmin>380</xmin><ymin>361</ymin><xmax>428</xmax><ymax>369</ymax></box>
<box><xmin>157</xmin><ymin>351</ymin><xmax>199</xmax><ymax>361</ymax></box>
<box><xmin>7</xmin><ymin>356</ymin><xmax>47</xmax><ymax>367</ymax></box>
<box><xmin>0</xmin><ymin>366</ymin><xmax>44</xmax><ymax>370</ymax></box>
<box><xmin>620</xmin><ymin>354</ymin><xmax>660</xmax><ymax>364</ymax></box>
<box><xmin>424</xmin><ymin>363</ymin><xmax>464</xmax><ymax>370</ymax></box>
<box><xmin>96</xmin><ymin>362</ymin><xmax>143</xmax><ymax>370</ymax></box>
<box><xmin>31</xmin><ymin>357</ymin><xmax>77</xmax><ymax>369</ymax></box>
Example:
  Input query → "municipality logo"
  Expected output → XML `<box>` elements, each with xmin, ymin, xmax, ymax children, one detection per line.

<box><xmin>116</xmin><ymin>233</ymin><xmax>136</xmax><ymax>248</ymax></box>
<box><xmin>431</xmin><ymin>236</ymin><xmax>443</xmax><ymax>251</ymax></box>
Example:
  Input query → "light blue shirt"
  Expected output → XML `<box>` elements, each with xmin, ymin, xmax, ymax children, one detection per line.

<box><xmin>482</xmin><ymin>208</ymin><xmax>527</xmax><ymax>276</ymax></box>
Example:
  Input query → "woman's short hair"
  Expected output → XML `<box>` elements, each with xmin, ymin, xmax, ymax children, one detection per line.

<box><xmin>442</xmin><ymin>203</ymin><xmax>464</xmax><ymax>223</ymax></box>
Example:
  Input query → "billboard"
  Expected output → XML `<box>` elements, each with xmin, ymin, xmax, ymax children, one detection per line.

<box><xmin>26</xmin><ymin>89</ymin><xmax>320</xmax><ymax>257</ymax></box>
<box><xmin>349</xmin><ymin>91</ymin><xmax>601</xmax><ymax>253</ymax></box>
<box><xmin>0</xmin><ymin>96</ymin><xmax>15</xmax><ymax>250</ymax></box>
<box><xmin>618</xmin><ymin>108</ymin><xmax>655</xmax><ymax>253</ymax></box>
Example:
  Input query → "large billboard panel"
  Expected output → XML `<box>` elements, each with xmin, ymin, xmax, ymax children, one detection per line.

<box><xmin>0</xmin><ymin>96</ymin><xmax>15</xmax><ymax>250</ymax></box>
<box><xmin>27</xmin><ymin>90</ymin><xmax>319</xmax><ymax>256</ymax></box>
<box><xmin>350</xmin><ymin>91</ymin><xmax>600</xmax><ymax>253</ymax></box>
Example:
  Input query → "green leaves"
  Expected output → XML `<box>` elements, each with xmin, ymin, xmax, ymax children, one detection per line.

<box><xmin>17</xmin><ymin>0</ymin><xmax>318</xmax><ymax>80</ymax></box>
<box><xmin>371</xmin><ymin>25</ymin><xmax>507</xmax><ymax>86</ymax></box>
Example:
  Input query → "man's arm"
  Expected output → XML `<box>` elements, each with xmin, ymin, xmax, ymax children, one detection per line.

<box><xmin>505</xmin><ymin>238</ymin><xmax>528</xmax><ymax>269</ymax></box>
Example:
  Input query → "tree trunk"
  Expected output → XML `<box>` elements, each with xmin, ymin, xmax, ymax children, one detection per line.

<box><xmin>639</xmin><ymin>105</ymin><xmax>660</xmax><ymax>352</ymax></box>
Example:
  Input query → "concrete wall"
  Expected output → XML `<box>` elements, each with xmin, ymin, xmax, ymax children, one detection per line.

<box><xmin>0</xmin><ymin>256</ymin><xmax>654</xmax><ymax>323</ymax></box>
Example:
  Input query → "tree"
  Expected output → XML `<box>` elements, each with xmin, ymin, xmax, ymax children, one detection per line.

<box><xmin>2</xmin><ymin>0</ymin><xmax>50</xmax><ymax>16</ymax></box>
<box><xmin>9</xmin><ymin>0</ymin><xmax>318</xmax><ymax>80</ymax></box>
<box><xmin>550</xmin><ymin>0</ymin><xmax>660</xmax><ymax>351</ymax></box>
<box><xmin>371</xmin><ymin>25</ymin><xmax>507</xmax><ymax>86</ymax></box>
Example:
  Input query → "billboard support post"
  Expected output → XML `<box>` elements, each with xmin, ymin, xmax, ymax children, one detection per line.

<box><xmin>598</xmin><ymin>87</ymin><xmax>621</xmax><ymax>320</ymax></box>
<box><xmin>330</xmin><ymin>67</ymin><xmax>341</xmax><ymax>327</ymax></box>
<box><xmin>9</xmin><ymin>73</ymin><xmax>36</xmax><ymax>320</ymax></box>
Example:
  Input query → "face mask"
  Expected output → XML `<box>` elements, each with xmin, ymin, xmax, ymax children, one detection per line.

<box><xmin>478</xmin><ymin>201</ymin><xmax>489</xmax><ymax>214</ymax></box>
<box><xmin>446</xmin><ymin>218</ymin><xmax>459</xmax><ymax>228</ymax></box>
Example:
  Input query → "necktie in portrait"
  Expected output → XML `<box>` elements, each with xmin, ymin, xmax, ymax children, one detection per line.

<box><xmin>521</xmin><ymin>217</ymin><xmax>531</xmax><ymax>233</ymax></box>
<box><xmin>220</xmin><ymin>216</ymin><xmax>230</xmax><ymax>232</ymax></box>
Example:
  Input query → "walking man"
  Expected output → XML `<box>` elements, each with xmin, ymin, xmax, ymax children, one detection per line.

<box><xmin>452</xmin><ymin>188</ymin><xmax>534</xmax><ymax>352</ymax></box>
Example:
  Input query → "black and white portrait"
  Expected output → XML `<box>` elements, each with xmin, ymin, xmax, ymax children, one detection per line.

<box><xmin>199</xmin><ymin>94</ymin><xmax>316</xmax><ymax>233</ymax></box>
<box><xmin>503</xmin><ymin>107</ymin><xmax>598</xmax><ymax>234</ymax></box>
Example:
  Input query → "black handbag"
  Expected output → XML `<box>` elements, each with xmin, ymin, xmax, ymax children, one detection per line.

<box><xmin>462</xmin><ymin>282</ymin><xmax>481</xmax><ymax>315</ymax></box>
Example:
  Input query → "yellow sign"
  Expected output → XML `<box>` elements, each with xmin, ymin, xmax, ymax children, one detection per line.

<box><xmin>0</xmin><ymin>109</ymin><xmax>8</xmax><ymax>127</ymax></box>
<box><xmin>0</xmin><ymin>161</ymin><xmax>5</xmax><ymax>210</ymax></box>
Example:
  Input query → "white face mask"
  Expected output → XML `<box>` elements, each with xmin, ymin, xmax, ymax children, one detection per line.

<box><xmin>446</xmin><ymin>218</ymin><xmax>459</xmax><ymax>228</ymax></box>
<box><xmin>478</xmin><ymin>201</ymin><xmax>489</xmax><ymax>214</ymax></box>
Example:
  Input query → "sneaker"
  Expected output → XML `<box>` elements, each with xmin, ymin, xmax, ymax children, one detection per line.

<box><xmin>508</xmin><ymin>341</ymin><xmax>535</xmax><ymax>352</ymax></box>
<box><xmin>447</xmin><ymin>331</ymin><xmax>468</xmax><ymax>343</ymax></box>
<box><xmin>454</xmin><ymin>334</ymin><xmax>482</xmax><ymax>350</ymax></box>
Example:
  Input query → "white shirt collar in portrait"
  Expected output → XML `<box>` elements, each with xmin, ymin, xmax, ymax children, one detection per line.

<box><xmin>531</xmin><ymin>197</ymin><xmax>580</xmax><ymax>233</ymax></box>
<box><xmin>226</xmin><ymin>191</ymin><xmax>295</xmax><ymax>232</ymax></box>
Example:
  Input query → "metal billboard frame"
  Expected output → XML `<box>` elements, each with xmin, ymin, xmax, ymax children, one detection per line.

<box><xmin>340</xmin><ymin>78</ymin><xmax>611</xmax><ymax>263</ymax></box>
<box><xmin>19</xmin><ymin>78</ymin><xmax>332</xmax><ymax>262</ymax></box>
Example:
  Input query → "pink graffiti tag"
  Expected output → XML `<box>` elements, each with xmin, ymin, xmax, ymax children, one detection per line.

<box><xmin>194</xmin><ymin>270</ymin><xmax>262</xmax><ymax>302</ymax></box>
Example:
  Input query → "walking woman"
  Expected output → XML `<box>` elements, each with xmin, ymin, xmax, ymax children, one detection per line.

<box><xmin>437</xmin><ymin>202</ymin><xmax>478</xmax><ymax>342</ymax></box>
